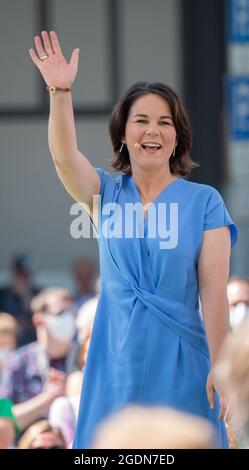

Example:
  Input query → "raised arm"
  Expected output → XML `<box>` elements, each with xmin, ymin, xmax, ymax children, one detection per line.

<box><xmin>29</xmin><ymin>31</ymin><xmax>100</xmax><ymax>216</ymax></box>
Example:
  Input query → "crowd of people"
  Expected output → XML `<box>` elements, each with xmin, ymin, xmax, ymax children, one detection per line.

<box><xmin>0</xmin><ymin>254</ymin><xmax>98</xmax><ymax>449</ymax></box>
<box><xmin>0</xmin><ymin>253</ymin><xmax>249</xmax><ymax>449</ymax></box>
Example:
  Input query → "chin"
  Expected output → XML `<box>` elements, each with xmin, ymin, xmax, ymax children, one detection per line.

<box><xmin>142</xmin><ymin>157</ymin><xmax>167</xmax><ymax>170</ymax></box>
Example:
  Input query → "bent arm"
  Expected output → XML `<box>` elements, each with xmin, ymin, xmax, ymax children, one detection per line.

<box><xmin>49</xmin><ymin>91</ymin><xmax>100</xmax><ymax>214</ymax></box>
<box><xmin>198</xmin><ymin>227</ymin><xmax>231</xmax><ymax>367</ymax></box>
<box><xmin>13</xmin><ymin>367</ymin><xmax>66</xmax><ymax>431</ymax></box>
<box><xmin>13</xmin><ymin>391</ymin><xmax>55</xmax><ymax>431</ymax></box>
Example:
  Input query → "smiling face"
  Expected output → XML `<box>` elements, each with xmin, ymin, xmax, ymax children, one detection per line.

<box><xmin>124</xmin><ymin>93</ymin><xmax>177</xmax><ymax>173</ymax></box>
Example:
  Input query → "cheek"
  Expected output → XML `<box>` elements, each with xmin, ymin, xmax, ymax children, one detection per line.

<box><xmin>163</xmin><ymin>128</ymin><xmax>177</xmax><ymax>142</ymax></box>
<box><xmin>125</xmin><ymin>124</ymin><xmax>141</xmax><ymax>140</ymax></box>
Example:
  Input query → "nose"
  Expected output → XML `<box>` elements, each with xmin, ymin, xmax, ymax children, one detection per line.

<box><xmin>146</xmin><ymin>128</ymin><xmax>159</xmax><ymax>136</ymax></box>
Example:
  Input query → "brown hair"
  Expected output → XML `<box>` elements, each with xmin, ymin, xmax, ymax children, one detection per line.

<box><xmin>18</xmin><ymin>420</ymin><xmax>66</xmax><ymax>449</ymax></box>
<box><xmin>109</xmin><ymin>81</ymin><xmax>198</xmax><ymax>176</ymax></box>
<box><xmin>30</xmin><ymin>287</ymin><xmax>73</xmax><ymax>314</ymax></box>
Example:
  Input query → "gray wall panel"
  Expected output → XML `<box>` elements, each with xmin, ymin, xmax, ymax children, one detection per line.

<box><xmin>52</xmin><ymin>0</ymin><xmax>110</xmax><ymax>106</ymax></box>
<box><xmin>0</xmin><ymin>118</ymin><xmax>111</xmax><ymax>271</ymax></box>
<box><xmin>0</xmin><ymin>0</ymin><xmax>39</xmax><ymax>107</ymax></box>
<box><xmin>120</xmin><ymin>0</ymin><xmax>182</xmax><ymax>93</ymax></box>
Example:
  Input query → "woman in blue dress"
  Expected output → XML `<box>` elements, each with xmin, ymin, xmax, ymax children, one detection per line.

<box><xmin>30</xmin><ymin>32</ymin><xmax>237</xmax><ymax>448</ymax></box>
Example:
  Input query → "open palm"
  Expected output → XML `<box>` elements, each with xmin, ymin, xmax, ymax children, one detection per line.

<box><xmin>29</xmin><ymin>31</ymin><xmax>80</xmax><ymax>89</ymax></box>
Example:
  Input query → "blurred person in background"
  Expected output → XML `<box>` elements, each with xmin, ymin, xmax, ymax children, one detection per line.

<box><xmin>67</xmin><ymin>276</ymin><xmax>99</xmax><ymax>374</ymax></box>
<box><xmin>227</xmin><ymin>277</ymin><xmax>249</xmax><ymax>330</ymax></box>
<box><xmin>72</xmin><ymin>257</ymin><xmax>97</xmax><ymax>309</ymax></box>
<box><xmin>75</xmin><ymin>277</ymin><xmax>99</xmax><ymax>359</ymax></box>
<box><xmin>18</xmin><ymin>419</ymin><xmax>66</xmax><ymax>449</ymax></box>
<box><xmin>214</xmin><ymin>322</ymin><xmax>249</xmax><ymax>449</ymax></box>
<box><xmin>48</xmin><ymin>370</ymin><xmax>83</xmax><ymax>448</ymax></box>
<box><xmin>0</xmin><ymin>254</ymin><xmax>40</xmax><ymax>346</ymax></box>
<box><xmin>30</xmin><ymin>31</ymin><xmax>237</xmax><ymax>449</ymax></box>
<box><xmin>0</xmin><ymin>287</ymin><xmax>79</xmax><ymax>431</ymax></box>
<box><xmin>47</xmin><ymin>290</ymin><xmax>99</xmax><ymax>448</ymax></box>
<box><xmin>65</xmin><ymin>370</ymin><xmax>83</xmax><ymax>416</ymax></box>
<box><xmin>92</xmin><ymin>405</ymin><xmax>216</xmax><ymax>449</ymax></box>
<box><xmin>0</xmin><ymin>313</ymin><xmax>18</xmax><ymax>383</ymax></box>
<box><xmin>0</xmin><ymin>397</ymin><xmax>19</xmax><ymax>449</ymax></box>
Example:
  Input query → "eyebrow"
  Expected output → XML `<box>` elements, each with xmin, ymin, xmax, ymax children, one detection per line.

<box><xmin>133</xmin><ymin>114</ymin><xmax>173</xmax><ymax>120</ymax></box>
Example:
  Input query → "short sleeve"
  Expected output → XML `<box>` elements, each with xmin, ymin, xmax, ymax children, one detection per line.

<box><xmin>204</xmin><ymin>188</ymin><xmax>238</xmax><ymax>247</ymax></box>
<box><xmin>0</xmin><ymin>356</ymin><xmax>16</xmax><ymax>401</ymax></box>
<box><xmin>95</xmin><ymin>168</ymin><xmax>113</xmax><ymax>198</ymax></box>
<box><xmin>93</xmin><ymin>168</ymin><xmax>116</xmax><ymax>238</ymax></box>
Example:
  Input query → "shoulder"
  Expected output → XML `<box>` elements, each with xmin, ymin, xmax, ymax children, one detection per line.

<box><xmin>8</xmin><ymin>342</ymin><xmax>39</xmax><ymax>368</ymax></box>
<box><xmin>178</xmin><ymin>179</ymin><xmax>223</xmax><ymax>205</ymax></box>
<box><xmin>179</xmin><ymin>179</ymin><xmax>237</xmax><ymax>246</ymax></box>
<box><xmin>95</xmin><ymin>167</ymin><xmax>121</xmax><ymax>194</ymax></box>
<box><xmin>180</xmin><ymin>179</ymin><xmax>221</xmax><ymax>196</ymax></box>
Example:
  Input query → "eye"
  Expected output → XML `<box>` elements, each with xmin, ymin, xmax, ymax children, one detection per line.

<box><xmin>136</xmin><ymin>119</ymin><xmax>147</xmax><ymax>123</ymax></box>
<box><xmin>160</xmin><ymin>121</ymin><xmax>172</xmax><ymax>126</ymax></box>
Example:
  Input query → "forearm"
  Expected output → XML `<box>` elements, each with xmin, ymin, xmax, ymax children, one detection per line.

<box><xmin>201</xmin><ymin>290</ymin><xmax>230</xmax><ymax>367</ymax></box>
<box><xmin>13</xmin><ymin>392</ymin><xmax>53</xmax><ymax>431</ymax></box>
<box><xmin>48</xmin><ymin>92</ymin><xmax>79</xmax><ymax>166</ymax></box>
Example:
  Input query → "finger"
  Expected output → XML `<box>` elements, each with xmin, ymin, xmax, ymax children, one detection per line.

<box><xmin>41</xmin><ymin>30</ymin><xmax>54</xmax><ymax>56</ymax></box>
<box><xmin>206</xmin><ymin>385</ymin><xmax>215</xmax><ymax>409</ymax></box>
<box><xmin>55</xmin><ymin>374</ymin><xmax>66</xmax><ymax>383</ymax></box>
<box><xmin>70</xmin><ymin>48</ymin><xmax>80</xmax><ymax>69</ymax></box>
<box><xmin>226</xmin><ymin>404</ymin><xmax>232</xmax><ymax>422</ymax></box>
<box><xmin>34</xmin><ymin>35</ymin><xmax>47</xmax><ymax>59</ymax></box>
<box><xmin>219</xmin><ymin>397</ymin><xmax>230</xmax><ymax>421</ymax></box>
<box><xmin>49</xmin><ymin>31</ymin><xmax>63</xmax><ymax>57</ymax></box>
<box><xmin>52</xmin><ymin>369</ymin><xmax>66</xmax><ymax>380</ymax></box>
<box><xmin>223</xmin><ymin>404</ymin><xmax>231</xmax><ymax>422</ymax></box>
<box><xmin>48</xmin><ymin>367</ymin><xmax>58</xmax><ymax>377</ymax></box>
<box><xmin>218</xmin><ymin>400</ymin><xmax>226</xmax><ymax>420</ymax></box>
<box><xmin>29</xmin><ymin>48</ymin><xmax>41</xmax><ymax>68</ymax></box>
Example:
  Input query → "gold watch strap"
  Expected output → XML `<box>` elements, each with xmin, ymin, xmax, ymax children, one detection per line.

<box><xmin>46</xmin><ymin>85</ymin><xmax>71</xmax><ymax>94</ymax></box>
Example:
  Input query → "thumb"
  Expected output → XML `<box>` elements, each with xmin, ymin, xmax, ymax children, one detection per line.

<box><xmin>70</xmin><ymin>48</ymin><xmax>80</xmax><ymax>69</ymax></box>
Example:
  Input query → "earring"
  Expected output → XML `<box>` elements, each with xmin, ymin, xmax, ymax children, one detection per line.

<box><xmin>119</xmin><ymin>142</ymin><xmax>124</xmax><ymax>153</ymax></box>
<box><xmin>172</xmin><ymin>145</ymin><xmax>176</xmax><ymax>157</ymax></box>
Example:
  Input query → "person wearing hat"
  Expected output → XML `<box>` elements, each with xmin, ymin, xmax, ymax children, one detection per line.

<box><xmin>0</xmin><ymin>254</ymin><xmax>41</xmax><ymax>346</ymax></box>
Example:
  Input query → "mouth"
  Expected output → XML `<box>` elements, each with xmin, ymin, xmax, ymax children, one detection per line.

<box><xmin>141</xmin><ymin>142</ymin><xmax>162</xmax><ymax>153</ymax></box>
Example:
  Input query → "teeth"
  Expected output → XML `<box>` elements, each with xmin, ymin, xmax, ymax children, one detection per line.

<box><xmin>142</xmin><ymin>144</ymin><xmax>161</xmax><ymax>149</ymax></box>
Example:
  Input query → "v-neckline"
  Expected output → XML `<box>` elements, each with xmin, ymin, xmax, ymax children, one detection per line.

<box><xmin>131</xmin><ymin>175</ymin><xmax>182</xmax><ymax>207</ymax></box>
<box><xmin>130</xmin><ymin>176</ymin><xmax>182</xmax><ymax>223</ymax></box>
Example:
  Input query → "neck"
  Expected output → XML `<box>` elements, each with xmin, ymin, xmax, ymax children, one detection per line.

<box><xmin>37</xmin><ymin>328</ymin><xmax>70</xmax><ymax>359</ymax></box>
<box><xmin>131</xmin><ymin>165</ymin><xmax>176</xmax><ymax>199</ymax></box>
<box><xmin>46</xmin><ymin>341</ymin><xmax>70</xmax><ymax>359</ymax></box>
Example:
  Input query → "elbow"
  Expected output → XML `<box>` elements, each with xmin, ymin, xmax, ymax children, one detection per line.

<box><xmin>50</xmin><ymin>149</ymin><xmax>70</xmax><ymax>170</ymax></box>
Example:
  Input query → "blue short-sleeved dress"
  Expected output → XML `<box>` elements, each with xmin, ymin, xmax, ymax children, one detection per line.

<box><xmin>74</xmin><ymin>169</ymin><xmax>237</xmax><ymax>449</ymax></box>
